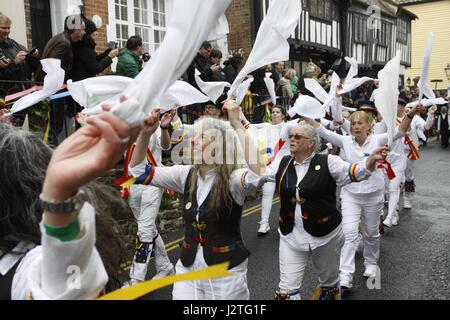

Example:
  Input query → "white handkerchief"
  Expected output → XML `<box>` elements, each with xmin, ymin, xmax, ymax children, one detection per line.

<box><xmin>264</xmin><ymin>72</ymin><xmax>276</xmax><ymax>105</ymax></box>
<box><xmin>68</xmin><ymin>75</ymin><xmax>133</xmax><ymax>108</ymax></box>
<box><xmin>304</xmin><ymin>78</ymin><xmax>328</xmax><ymax>103</ymax></box>
<box><xmin>194</xmin><ymin>69</ymin><xmax>230</xmax><ymax>103</ymax></box>
<box><xmin>109</xmin><ymin>0</ymin><xmax>231</xmax><ymax>127</ymax></box>
<box><xmin>155</xmin><ymin>80</ymin><xmax>210</xmax><ymax>112</ymax></box>
<box><xmin>288</xmin><ymin>95</ymin><xmax>326</xmax><ymax>119</ymax></box>
<box><xmin>11</xmin><ymin>59</ymin><xmax>65</xmax><ymax>114</ymax></box>
<box><xmin>235</xmin><ymin>77</ymin><xmax>254</xmax><ymax>105</ymax></box>
<box><xmin>228</xmin><ymin>0</ymin><xmax>302</xmax><ymax>98</ymax></box>
<box><xmin>372</xmin><ymin>52</ymin><xmax>401</xmax><ymax>145</ymax></box>
<box><xmin>418</xmin><ymin>32</ymin><xmax>435</xmax><ymax>100</ymax></box>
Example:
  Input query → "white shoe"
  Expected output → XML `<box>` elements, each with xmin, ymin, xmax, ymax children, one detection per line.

<box><xmin>392</xmin><ymin>215</ymin><xmax>398</xmax><ymax>226</ymax></box>
<box><xmin>152</xmin><ymin>264</ymin><xmax>175</xmax><ymax>280</ymax></box>
<box><xmin>363</xmin><ymin>265</ymin><xmax>378</xmax><ymax>278</ymax></box>
<box><xmin>340</xmin><ymin>281</ymin><xmax>352</xmax><ymax>290</ymax></box>
<box><xmin>403</xmin><ymin>198</ymin><xmax>412</xmax><ymax>209</ymax></box>
<box><xmin>383</xmin><ymin>216</ymin><xmax>392</xmax><ymax>227</ymax></box>
<box><xmin>257</xmin><ymin>222</ymin><xmax>270</xmax><ymax>236</ymax></box>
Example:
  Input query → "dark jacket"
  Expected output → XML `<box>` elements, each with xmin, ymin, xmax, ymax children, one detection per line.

<box><xmin>71</xmin><ymin>36</ymin><xmax>113</xmax><ymax>81</ymax></box>
<box><xmin>0</xmin><ymin>38</ymin><xmax>39</xmax><ymax>96</ymax></box>
<box><xmin>223</xmin><ymin>59</ymin><xmax>238</xmax><ymax>84</ymax></box>
<box><xmin>115</xmin><ymin>48</ymin><xmax>142</xmax><ymax>79</ymax></box>
<box><xmin>36</xmin><ymin>31</ymin><xmax>73</xmax><ymax>82</ymax></box>
<box><xmin>185</xmin><ymin>53</ymin><xmax>213</xmax><ymax>89</ymax></box>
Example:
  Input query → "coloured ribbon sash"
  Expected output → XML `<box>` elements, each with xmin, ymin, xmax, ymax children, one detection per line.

<box><xmin>377</xmin><ymin>159</ymin><xmax>396</xmax><ymax>180</ymax></box>
<box><xmin>114</xmin><ymin>145</ymin><xmax>158</xmax><ymax>197</ymax></box>
<box><xmin>396</xmin><ymin>118</ymin><xmax>420</xmax><ymax>161</ymax></box>
<box><xmin>403</xmin><ymin>134</ymin><xmax>420</xmax><ymax>160</ymax></box>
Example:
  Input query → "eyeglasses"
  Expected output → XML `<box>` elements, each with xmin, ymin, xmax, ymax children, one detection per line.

<box><xmin>289</xmin><ymin>134</ymin><xmax>311</xmax><ymax>141</ymax></box>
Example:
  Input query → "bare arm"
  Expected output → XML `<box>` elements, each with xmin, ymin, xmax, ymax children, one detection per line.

<box><xmin>225</xmin><ymin>100</ymin><xmax>266</xmax><ymax>175</ymax></box>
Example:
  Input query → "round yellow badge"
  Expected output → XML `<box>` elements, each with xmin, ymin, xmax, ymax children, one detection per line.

<box><xmin>315</xmin><ymin>165</ymin><xmax>321</xmax><ymax>171</ymax></box>
<box><xmin>185</xmin><ymin>202</ymin><xmax>192</xmax><ymax>210</ymax></box>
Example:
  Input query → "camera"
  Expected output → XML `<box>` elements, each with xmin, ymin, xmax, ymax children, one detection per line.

<box><xmin>142</xmin><ymin>52</ymin><xmax>151</xmax><ymax>62</ymax></box>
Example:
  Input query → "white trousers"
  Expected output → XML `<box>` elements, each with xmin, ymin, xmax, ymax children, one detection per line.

<box><xmin>387</xmin><ymin>169</ymin><xmax>405</xmax><ymax>220</ymax></box>
<box><xmin>278</xmin><ymin>229</ymin><xmax>345</xmax><ymax>298</ymax></box>
<box><xmin>260</xmin><ymin>181</ymin><xmax>276</xmax><ymax>224</ymax></box>
<box><xmin>172</xmin><ymin>247</ymin><xmax>250</xmax><ymax>300</ymax></box>
<box><xmin>340</xmin><ymin>189</ymin><xmax>383</xmax><ymax>284</ymax></box>
<box><xmin>128</xmin><ymin>185</ymin><xmax>171</xmax><ymax>282</ymax></box>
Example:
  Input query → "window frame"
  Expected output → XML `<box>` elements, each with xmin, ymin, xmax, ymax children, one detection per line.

<box><xmin>109</xmin><ymin>0</ymin><xmax>168</xmax><ymax>54</ymax></box>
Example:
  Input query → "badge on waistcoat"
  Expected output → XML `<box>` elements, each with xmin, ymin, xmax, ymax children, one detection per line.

<box><xmin>185</xmin><ymin>202</ymin><xmax>192</xmax><ymax>210</ymax></box>
<box><xmin>315</xmin><ymin>165</ymin><xmax>321</xmax><ymax>171</ymax></box>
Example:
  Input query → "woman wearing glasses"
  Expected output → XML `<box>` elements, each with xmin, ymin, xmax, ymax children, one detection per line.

<box><xmin>303</xmin><ymin>93</ymin><xmax>423</xmax><ymax>290</ymax></box>
<box><xmin>263</xmin><ymin>120</ymin><xmax>389</xmax><ymax>300</ymax></box>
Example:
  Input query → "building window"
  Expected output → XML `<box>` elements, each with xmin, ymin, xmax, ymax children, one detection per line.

<box><xmin>354</xmin><ymin>14</ymin><xmax>367</xmax><ymax>44</ymax></box>
<box><xmin>377</xmin><ymin>22</ymin><xmax>390</xmax><ymax>47</ymax></box>
<box><xmin>397</xmin><ymin>18</ymin><xmax>408</xmax><ymax>44</ymax></box>
<box><xmin>152</xmin><ymin>0</ymin><xmax>166</xmax><ymax>50</ymax></box>
<box><xmin>310</xmin><ymin>0</ymin><xmax>332</xmax><ymax>21</ymax></box>
<box><xmin>110</xmin><ymin>0</ymin><xmax>168</xmax><ymax>54</ymax></box>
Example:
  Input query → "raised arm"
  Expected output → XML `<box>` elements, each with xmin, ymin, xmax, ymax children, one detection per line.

<box><xmin>37</xmin><ymin>103</ymin><xmax>139</xmax><ymax>299</ymax></box>
<box><xmin>303</xmin><ymin>116</ymin><xmax>345</xmax><ymax>149</ymax></box>
<box><xmin>225</xmin><ymin>100</ymin><xmax>266</xmax><ymax>175</ymax></box>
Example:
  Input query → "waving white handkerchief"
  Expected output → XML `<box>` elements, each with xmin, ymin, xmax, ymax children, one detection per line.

<box><xmin>194</xmin><ymin>69</ymin><xmax>230</xmax><ymax>103</ymax></box>
<box><xmin>228</xmin><ymin>0</ymin><xmax>302</xmax><ymax>98</ymax></box>
<box><xmin>235</xmin><ymin>77</ymin><xmax>254</xmax><ymax>105</ymax></box>
<box><xmin>11</xmin><ymin>59</ymin><xmax>65</xmax><ymax>114</ymax></box>
<box><xmin>107</xmin><ymin>0</ymin><xmax>231</xmax><ymax>127</ymax></box>
<box><xmin>155</xmin><ymin>80</ymin><xmax>210</xmax><ymax>111</ymax></box>
<box><xmin>264</xmin><ymin>72</ymin><xmax>277</xmax><ymax>105</ymax></box>
<box><xmin>372</xmin><ymin>52</ymin><xmax>401</xmax><ymax>145</ymax></box>
<box><xmin>338</xmin><ymin>57</ymin><xmax>373</xmax><ymax>95</ymax></box>
<box><xmin>418</xmin><ymin>32</ymin><xmax>435</xmax><ymax>100</ymax></box>
<box><xmin>288</xmin><ymin>95</ymin><xmax>326</xmax><ymax>119</ymax></box>
<box><xmin>68</xmin><ymin>75</ymin><xmax>132</xmax><ymax>108</ymax></box>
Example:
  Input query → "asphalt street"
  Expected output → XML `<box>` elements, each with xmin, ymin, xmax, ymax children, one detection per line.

<box><xmin>140</xmin><ymin>140</ymin><xmax>450</xmax><ymax>300</ymax></box>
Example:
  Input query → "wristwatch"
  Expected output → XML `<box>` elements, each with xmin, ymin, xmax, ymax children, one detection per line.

<box><xmin>39</xmin><ymin>189</ymin><xmax>86</xmax><ymax>214</ymax></box>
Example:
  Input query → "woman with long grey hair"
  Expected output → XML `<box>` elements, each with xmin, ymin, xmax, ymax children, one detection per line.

<box><xmin>129</xmin><ymin>101</ymin><xmax>265</xmax><ymax>300</ymax></box>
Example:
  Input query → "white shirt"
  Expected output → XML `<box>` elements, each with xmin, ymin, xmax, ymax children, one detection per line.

<box><xmin>4</xmin><ymin>204</ymin><xmax>108</xmax><ymax>300</ymax></box>
<box><xmin>129</xmin><ymin>163</ymin><xmax>263</xmax><ymax>207</ymax></box>
<box><xmin>406</xmin><ymin>114</ymin><xmax>434</xmax><ymax>147</ymax></box>
<box><xmin>317</xmin><ymin>125</ymin><xmax>396</xmax><ymax>194</ymax></box>
<box><xmin>265</xmin><ymin>153</ymin><xmax>372</xmax><ymax>251</ymax></box>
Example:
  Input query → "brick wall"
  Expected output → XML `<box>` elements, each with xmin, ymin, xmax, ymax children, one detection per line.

<box><xmin>83</xmin><ymin>0</ymin><xmax>109</xmax><ymax>53</ymax></box>
<box><xmin>225</xmin><ymin>0</ymin><xmax>253</xmax><ymax>62</ymax></box>
<box><xmin>23</xmin><ymin>0</ymin><xmax>33</xmax><ymax>49</ymax></box>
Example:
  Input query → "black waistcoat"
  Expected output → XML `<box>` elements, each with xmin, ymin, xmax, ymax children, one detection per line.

<box><xmin>181</xmin><ymin>169</ymin><xmax>250</xmax><ymax>269</ymax></box>
<box><xmin>0</xmin><ymin>258</ymin><xmax>23</xmax><ymax>300</ymax></box>
<box><xmin>275</xmin><ymin>154</ymin><xmax>341</xmax><ymax>237</ymax></box>
<box><xmin>440</xmin><ymin>115</ymin><xmax>449</xmax><ymax>131</ymax></box>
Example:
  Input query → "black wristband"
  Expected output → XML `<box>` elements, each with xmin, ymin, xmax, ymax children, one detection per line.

<box><xmin>160</xmin><ymin>124</ymin><xmax>169</xmax><ymax>130</ymax></box>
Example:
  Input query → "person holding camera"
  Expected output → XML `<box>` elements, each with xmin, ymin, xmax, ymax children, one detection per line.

<box><xmin>0</xmin><ymin>13</ymin><xmax>40</xmax><ymax>107</ymax></box>
<box><xmin>71</xmin><ymin>18</ymin><xmax>119</xmax><ymax>82</ymax></box>
<box><xmin>115</xmin><ymin>36</ymin><xmax>145</xmax><ymax>79</ymax></box>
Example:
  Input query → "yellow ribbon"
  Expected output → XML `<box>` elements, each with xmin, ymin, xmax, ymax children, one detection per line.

<box><xmin>98</xmin><ymin>262</ymin><xmax>232</xmax><ymax>300</ymax></box>
<box><xmin>43</xmin><ymin>110</ymin><xmax>51</xmax><ymax>144</ymax></box>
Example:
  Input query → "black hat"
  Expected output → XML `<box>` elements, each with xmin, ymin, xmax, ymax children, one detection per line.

<box><xmin>84</xmin><ymin>19</ymin><xmax>97</xmax><ymax>36</ymax></box>
<box><xmin>357</xmin><ymin>100</ymin><xmax>378</xmax><ymax>116</ymax></box>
